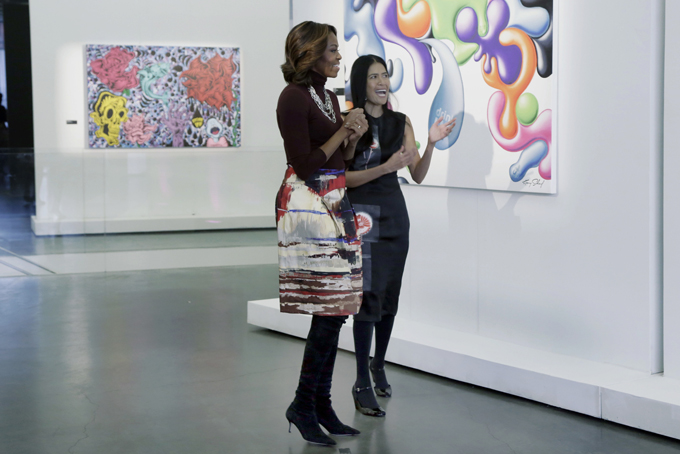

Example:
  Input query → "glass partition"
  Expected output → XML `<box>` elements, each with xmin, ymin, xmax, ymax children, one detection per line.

<box><xmin>1</xmin><ymin>148</ymin><xmax>282</xmax><ymax>278</ymax></box>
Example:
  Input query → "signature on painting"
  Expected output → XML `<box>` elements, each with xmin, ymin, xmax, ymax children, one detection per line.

<box><xmin>522</xmin><ymin>178</ymin><xmax>545</xmax><ymax>188</ymax></box>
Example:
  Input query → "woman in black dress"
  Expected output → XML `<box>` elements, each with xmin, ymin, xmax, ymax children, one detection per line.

<box><xmin>346</xmin><ymin>55</ymin><xmax>456</xmax><ymax>416</ymax></box>
<box><xmin>276</xmin><ymin>22</ymin><xmax>368</xmax><ymax>445</ymax></box>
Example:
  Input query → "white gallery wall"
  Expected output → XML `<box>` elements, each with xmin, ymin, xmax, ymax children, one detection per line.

<box><xmin>304</xmin><ymin>0</ymin><xmax>663</xmax><ymax>374</ymax></box>
<box><xmin>29</xmin><ymin>0</ymin><xmax>289</xmax><ymax>235</ymax></box>
<box><xmin>664</xmin><ymin>0</ymin><xmax>680</xmax><ymax>379</ymax></box>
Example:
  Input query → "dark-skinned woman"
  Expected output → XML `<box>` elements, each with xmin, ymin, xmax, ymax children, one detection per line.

<box><xmin>276</xmin><ymin>21</ymin><xmax>369</xmax><ymax>446</ymax></box>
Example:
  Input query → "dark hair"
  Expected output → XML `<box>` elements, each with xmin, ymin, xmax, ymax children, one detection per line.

<box><xmin>349</xmin><ymin>54</ymin><xmax>390</xmax><ymax>151</ymax></box>
<box><xmin>281</xmin><ymin>21</ymin><xmax>337</xmax><ymax>86</ymax></box>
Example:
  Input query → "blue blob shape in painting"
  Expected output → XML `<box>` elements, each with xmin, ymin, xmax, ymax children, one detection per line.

<box><xmin>388</xmin><ymin>58</ymin><xmax>404</xmax><ymax>93</ymax></box>
<box><xmin>344</xmin><ymin>0</ymin><xmax>385</xmax><ymax>59</ymax></box>
<box><xmin>509</xmin><ymin>139</ymin><xmax>548</xmax><ymax>181</ymax></box>
<box><xmin>423</xmin><ymin>39</ymin><xmax>464</xmax><ymax>150</ymax></box>
<box><xmin>505</xmin><ymin>0</ymin><xmax>550</xmax><ymax>38</ymax></box>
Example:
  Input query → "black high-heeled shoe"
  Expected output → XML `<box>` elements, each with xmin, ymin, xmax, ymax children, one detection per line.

<box><xmin>317</xmin><ymin>404</ymin><xmax>361</xmax><ymax>436</ymax></box>
<box><xmin>285</xmin><ymin>403</ymin><xmax>336</xmax><ymax>446</ymax></box>
<box><xmin>369</xmin><ymin>363</ymin><xmax>392</xmax><ymax>398</ymax></box>
<box><xmin>351</xmin><ymin>386</ymin><xmax>386</xmax><ymax>417</ymax></box>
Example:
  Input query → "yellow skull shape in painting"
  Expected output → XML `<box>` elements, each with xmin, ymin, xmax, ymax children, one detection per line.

<box><xmin>90</xmin><ymin>91</ymin><xmax>129</xmax><ymax>146</ymax></box>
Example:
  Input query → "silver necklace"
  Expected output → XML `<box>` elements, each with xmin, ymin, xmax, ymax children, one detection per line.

<box><xmin>308</xmin><ymin>86</ymin><xmax>336</xmax><ymax>123</ymax></box>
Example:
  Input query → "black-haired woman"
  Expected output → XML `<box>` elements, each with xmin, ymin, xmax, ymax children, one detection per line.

<box><xmin>346</xmin><ymin>54</ymin><xmax>456</xmax><ymax>417</ymax></box>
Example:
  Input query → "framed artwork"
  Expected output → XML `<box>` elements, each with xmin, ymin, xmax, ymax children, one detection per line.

<box><xmin>86</xmin><ymin>45</ymin><xmax>240</xmax><ymax>148</ymax></box>
<box><xmin>344</xmin><ymin>0</ymin><xmax>556</xmax><ymax>193</ymax></box>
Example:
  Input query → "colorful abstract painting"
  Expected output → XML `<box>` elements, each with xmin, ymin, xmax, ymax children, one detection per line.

<box><xmin>87</xmin><ymin>45</ymin><xmax>240</xmax><ymax>148</ymax></box>
<box><xmin>344</xmin><ymin>0</ymin><xmax>555</xmax><ymax>193</ymax></box>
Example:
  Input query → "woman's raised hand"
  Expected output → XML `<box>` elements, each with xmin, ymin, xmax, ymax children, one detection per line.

<box><xmin>343</xmin><ymin>109</ymin><xmax>368</xmax><ymax>142</ymax></box>
<box><xmin>342</xmin><ymin>109</ymin><xmax>368</xmax><ymax>132</ymax></box>
<box><xmin>344</xmin><ymin>108</ymin><xmax>367</xmax><ymax>135</ymax></box>
<box><xmin>428</xmin><ymin>116</ymin><xmax>456</xmax><ymax>144</ymax></box>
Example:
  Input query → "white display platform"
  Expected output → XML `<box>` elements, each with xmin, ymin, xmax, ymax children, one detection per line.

<box><xmin>30</xmin><ymin>215</ymin><xmax>275</xmax><ymax>236</ymax></box>
<box><xmin>248</xmin><ymin>298</ymin><xmax>680</xmax><ymax>440</ymax></box>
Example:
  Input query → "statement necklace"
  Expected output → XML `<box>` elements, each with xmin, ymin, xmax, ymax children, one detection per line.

<box><xmin>308</xmin><ymin>85</ymin><xmax>336</xmax><ymax>123</ymax></box>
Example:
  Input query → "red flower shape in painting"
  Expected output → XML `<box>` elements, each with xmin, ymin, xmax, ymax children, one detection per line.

<box><xmin>181</xmin><ymin>54</ymin><xmax>236</xmax><ymax>110</ymax></box>
<box><xmin>91</xmin><ymin>47</ymin><xmax>140</xmax><ymax>92</ymax></box>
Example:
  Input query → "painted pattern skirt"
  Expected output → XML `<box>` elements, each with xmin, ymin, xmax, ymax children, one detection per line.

<box><xmin>276</xmin><ymin>166</ymin><xmax>362</xmax><ymax>316</ymax></box>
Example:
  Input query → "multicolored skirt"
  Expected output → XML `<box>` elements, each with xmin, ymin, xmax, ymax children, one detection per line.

<box><xmin>276</xmin><ymin>166</ymin><xmax>362</xmax><ymax>315</ymax></box>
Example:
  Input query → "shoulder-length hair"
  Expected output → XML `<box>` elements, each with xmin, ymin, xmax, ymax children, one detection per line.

<box><xmin>281</xmin><ymin>21</ymin><xmax>337</xmax><ymax>86</ymax></box>
<box><xmin>349</xmin><ymin>54</ymin><xmax>392</xmax><ymax>151</ymax></box>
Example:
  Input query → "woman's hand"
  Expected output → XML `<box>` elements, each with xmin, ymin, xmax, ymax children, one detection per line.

<box><xmin>340</xmin><ymin>109</ymin><xmax>368</xmax><ymax>162</ymax></box>
<box><xmin>347</xmin><ymin>116</ymin><xmax>369</xmax><ymax>143</ymax></box>
<box><xmin>428</xmin><ymin>116</ymin><xmax>456</xmax><ymax>144</ymax></box>
<box><xmin>384</xmin><ymin>146</ymin><xmax>417</xmax><ymax>173</ymax></box>
<box><xmin>343</xmin><ymin>108</ymin><xmax>367</xmax><ymax>137</ymax></box>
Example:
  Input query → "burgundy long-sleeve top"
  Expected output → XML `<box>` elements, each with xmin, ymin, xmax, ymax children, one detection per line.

<box><xmin>276</xmin><ymin>71</ymin><xmax>345</xmax><ymax>181</ymax></box>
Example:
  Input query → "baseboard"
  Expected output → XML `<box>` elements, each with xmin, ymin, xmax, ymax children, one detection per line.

<box><xmin>30</xmin><ymin>215</ymin><xmax>275</xmax><ymax>236</ymax></box>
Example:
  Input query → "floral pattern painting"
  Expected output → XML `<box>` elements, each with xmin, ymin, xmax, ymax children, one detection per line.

<box><xmin>87</xmin><ymin>45</ymin><xmax>240</xmax><ymax>148</ymax></box>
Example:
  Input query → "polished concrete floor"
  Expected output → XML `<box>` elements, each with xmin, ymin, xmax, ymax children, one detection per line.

<box><xmin>3</xmin><ymin>266</ymin><xmax>680</xmax><ymax>454</ymax></box>
<box><xmin>2</xmin><ymin>169</ymin><xmax>680</xmax><ymax>453</ymax></box>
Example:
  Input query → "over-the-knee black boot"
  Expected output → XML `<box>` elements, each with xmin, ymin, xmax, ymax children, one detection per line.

<box><xmin>286</xmin><ymin>315</ymin><xmax>346</xmax><ymax>446</ymax></box>
<box><xmin>316</xmin><ymin>329</ymin><xmax>360</xmax><ymax>436</ymax></box>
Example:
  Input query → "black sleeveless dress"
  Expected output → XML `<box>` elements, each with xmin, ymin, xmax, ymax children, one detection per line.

<box><xmin>347</xmin><ymin>111</ymin><xmax>410</xmax><ymax>322</ymax></box>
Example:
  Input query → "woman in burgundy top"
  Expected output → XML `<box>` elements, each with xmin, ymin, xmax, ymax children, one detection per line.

<box><xmin>276</xmin><ymin>21</ymin><xmax>367</xmax><ymax>446</ymax></box>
